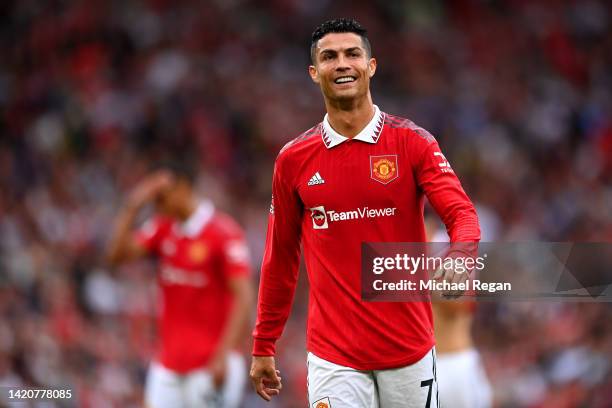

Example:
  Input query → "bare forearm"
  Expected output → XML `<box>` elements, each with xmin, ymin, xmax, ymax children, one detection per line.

<box><xmin>215</xmin><ymin>280</ymin><xmax>254</xmax><ymax>355</ymax></box>
<box><xmin>107</xmin><ymin>171</ymin><xmax>172</xmax><ymax>265</ymax></box>
<box><xmin>106</xmin><ymin>204</ymin><xmax>140</xmax><ymax>265</ymax></box>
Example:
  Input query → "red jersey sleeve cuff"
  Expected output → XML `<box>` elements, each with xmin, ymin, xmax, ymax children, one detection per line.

<box><xmin>252</xmin><ymin>338</ymin><xmax>276</xmax><ymax>356</ymax></box>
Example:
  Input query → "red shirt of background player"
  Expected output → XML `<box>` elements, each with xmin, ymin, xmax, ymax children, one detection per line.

<box><xmin>253</xmin><ymin>106</ymin><xmax>480</xmax><ymax>370</ymax></box>
<box><xmin>137</xmin><ymin>201</ymin><xmax>250</xmax><ymax>372</ymax></box>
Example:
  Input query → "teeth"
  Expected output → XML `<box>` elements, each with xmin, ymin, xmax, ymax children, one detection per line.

<box><xmin>335</xmin><ymin>77</ymin><xmax>355</xmax><ymax>84</ymax></box>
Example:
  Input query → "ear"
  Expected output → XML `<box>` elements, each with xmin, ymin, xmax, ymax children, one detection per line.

<box><xmin>367</xmin><ymin>58</ymin><xmax>377</xmax><ymax>78</ymax></box>
<box><xmin>309</xmin><ymin>65</ymin><xmax>320</xmax><ymax>84</ymax></box>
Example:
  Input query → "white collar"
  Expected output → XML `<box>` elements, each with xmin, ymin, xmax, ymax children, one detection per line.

<box><xmin>176</xmin><ymin>200</ymin><xmax>214</xmax><ymax>237</ymax></box>
<box><xmin>321</xmin><ymin>105</ymin><xmax>385</xmax><ymax>149</ymax></box>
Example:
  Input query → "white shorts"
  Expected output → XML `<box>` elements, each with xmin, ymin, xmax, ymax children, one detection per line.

<box><xmin>144</xmin><ymin>351</ymin><xmax>246</xmax><ymax>408</ymax></box>
<box><xmin>436</xmin><ymin>349</ymin><xmax>491</xmax><ymax>408</ymax></box>
<box><xmin>307</xmin><ymin>348</ymin><xmax>439</xmax><ymax>408</ymax></box>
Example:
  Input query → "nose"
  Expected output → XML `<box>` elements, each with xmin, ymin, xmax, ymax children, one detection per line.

<box><xmin>335</xmin><ymin>54</ymin><xmax>350</xmax><ymax>71</ymax></box>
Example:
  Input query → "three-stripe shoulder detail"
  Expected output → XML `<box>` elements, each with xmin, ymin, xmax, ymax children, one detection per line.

<box><xmin>385</xmin><ymin>114</ymin><xmax>436</xmax><ymax>143</ymax></box>
<box><xmin>279</xmin><ymin>123</ymin><xmax>322</xmax><ymax>154</ymax></box>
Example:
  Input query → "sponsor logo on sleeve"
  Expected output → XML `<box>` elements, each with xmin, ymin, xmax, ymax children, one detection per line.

<box><xmin>434</xmin><ymin>151</ymin><xmax>453</xmax><ymax>173</ymax></box>
<box><xmin>370</xmin><ymin>155</ymin><xmax>399</xmax><ymax>184</ymax></box>
<box><xmin>225</xmin><ymin>240</ymin><xmax>250</xmax><ymax>264</ymax></box>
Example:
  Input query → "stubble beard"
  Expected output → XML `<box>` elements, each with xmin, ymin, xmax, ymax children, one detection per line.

<box><xmin>323</xmin><ymin>81</ymin><xmax>369</xmax><ymax>110</ymax></box>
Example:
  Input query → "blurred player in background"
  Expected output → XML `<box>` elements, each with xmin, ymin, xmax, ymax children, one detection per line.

<box><xmin>250</xmin><ymin>18</ymin><xmax>480</xmax><ymax>407</ymax></box>
<box><xmin>106</xmin><ymin>162</ymin><xmax>253</xmax><ymax>408</ymax></box>
<box><xmin>427</xmin><ymin>218</ymin><xmax>492</xmax><ymax>408</ymax></box>
<box><xmin>433</xmin><ymin>302</ymin><xmax>492</xmax><ymax>408</ymax></box>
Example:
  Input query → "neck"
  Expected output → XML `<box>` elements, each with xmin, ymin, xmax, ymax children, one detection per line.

<box><xmin>324</xmin><ymin>93</ymin><xmax>375</xmax><ymax>138</ymax></box>
<box><xmin>177</xmin><ymin>196</ymin><xmax>198</xmax><ymax>221</ymax></box>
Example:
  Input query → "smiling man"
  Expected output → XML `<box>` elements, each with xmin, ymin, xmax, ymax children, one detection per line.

<box><xmin>250</xmin><ymin>19</ymin><xmax>480</xmax><ymax>408</ymax></box>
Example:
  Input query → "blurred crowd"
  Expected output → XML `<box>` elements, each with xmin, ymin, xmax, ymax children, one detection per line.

<box><xmin>0</xmin><ymin>0</ymin><xmax>611</xmax><ymax>406</ymax></box>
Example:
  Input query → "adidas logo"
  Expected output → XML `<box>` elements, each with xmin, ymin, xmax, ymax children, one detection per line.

<box><xmin>307</xmin><ymin>172</ymin><xmax>325</xmax><ymax>186</ymax></box>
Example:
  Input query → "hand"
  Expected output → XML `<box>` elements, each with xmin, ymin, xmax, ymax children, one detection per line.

<box><xmin>208</xmin><ymin>353</ymin><xmax>227</xmax><ymax>390</ymax></box>
<box><xmin>250</xmin><ymin>356</ymin><xmax>282</xmax><ymax>401</ymax></box>
<box><xmin>432</xmin><ymin>263</ymin><xmax>469</xmax><ymax>299</ymax></box>
<box><xmin>127</xmin><ymin>171</ymin><xmax>173</xmax><ymax>210</ymax></box>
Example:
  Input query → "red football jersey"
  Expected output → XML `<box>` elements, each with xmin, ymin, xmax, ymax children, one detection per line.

<box><xmin>253</xmin><ymin>106</ymin><xmax>480</xmax><ymax>370</ymax></box>
<box><xmin>137</xmin><ymin>201</ymin><xmax>250</xmax><ymax>373</ymax></box>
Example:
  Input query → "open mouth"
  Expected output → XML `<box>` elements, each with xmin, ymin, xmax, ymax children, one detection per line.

<box><xmin>334</xmin><ymin>76</ymin><xmax>356</xmax><ymax>84</ymax></box>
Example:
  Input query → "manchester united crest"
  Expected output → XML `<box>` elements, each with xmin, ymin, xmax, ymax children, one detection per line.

<box><xmin>188</xmin><ymin>242</ymin><xmax>208</xmax><ymax>263</ymax></box>
<box><xmin>312</xmin><ymin>397</ymin><xmax>332</xmax><ymax>408</ymax></box>
<box><xmin>370</xmin><ymin>155</ymin><xmax>399</xmax><ymax>184</ymax></box>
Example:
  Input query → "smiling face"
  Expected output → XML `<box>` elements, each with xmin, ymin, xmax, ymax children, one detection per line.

<box><xmin>309</xmin><ymin>32</ymin><xmax>376</xmax><ymax>104</ymax></box>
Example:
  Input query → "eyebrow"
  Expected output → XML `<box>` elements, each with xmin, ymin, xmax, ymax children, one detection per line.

<box><xmin>319</xmin><ymin>46</ymin><xmax>363</xmax><ymax>55</ymax></box>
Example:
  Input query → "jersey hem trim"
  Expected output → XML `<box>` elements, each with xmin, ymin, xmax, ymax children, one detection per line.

<box><xmin>306</xmin><ymin>339</ymin><xmax>435</xmax><ymax>371</ymax></box>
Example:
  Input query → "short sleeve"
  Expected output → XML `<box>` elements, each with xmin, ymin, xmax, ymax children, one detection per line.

<box><xmin>220</xmin><ymin>235</ymin><xmax>251</xmax><ymax>278</ymax></box>
<box><xmin>215</xmin><ymin>218</ymin><xmax>251</xmax><ymax>278</ymax></box>
<box><xmin>135</xmin><ymin>217</ymin><xmax>167</xmax><ymax>255</ymax></box>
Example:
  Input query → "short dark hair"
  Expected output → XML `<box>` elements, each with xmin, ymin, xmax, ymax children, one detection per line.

<box><xmin>310</xmin><ymin>18</ymin><xmax>371</xmax><ymax>64</ymax></box>
<box><xmin>153</xmin><ymin>160</ymin><xmax>197</xmax><ymax>185</ymax></box>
